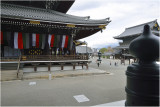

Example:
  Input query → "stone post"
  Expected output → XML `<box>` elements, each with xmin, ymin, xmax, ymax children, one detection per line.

<box><xmin>125</xmin><ymin>25</ymin><xmax>159</xmax><ymax>106</ymax></box>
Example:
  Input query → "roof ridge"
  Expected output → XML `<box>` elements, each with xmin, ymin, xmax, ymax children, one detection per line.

<box><xmin>2</xmin><ymin>2</ymin><xmax>49</xmax><ymax>12</ymax></box>
<box><xmin>126</xmin><ymin>19</ymin><xmax>157</xmax><ymax>29</ymax></box>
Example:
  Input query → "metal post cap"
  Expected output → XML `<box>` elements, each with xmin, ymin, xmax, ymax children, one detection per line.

<box><xmin>129</xmin><ymin>24</ymin><xmax>159</xmax><ymax>62</ymax></box>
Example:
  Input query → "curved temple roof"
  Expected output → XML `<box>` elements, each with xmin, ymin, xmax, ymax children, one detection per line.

<box><xmin>1</xmin><ymin>3</ymin><xmax>110</xmax><ymax>26</ymax></box>
<box><xmin>114</xmin><ymin>20</ymin><xmax>159</xmax><ymax>39</ymax></box>
<box><xmin>2</xmin><ymin>1</ymin><xmax>75</xmax><ymax>13</ymax></box>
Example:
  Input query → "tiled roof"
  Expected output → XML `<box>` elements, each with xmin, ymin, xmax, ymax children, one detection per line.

<box><xmin>114</xmin><ymin>20</ymin><xmax>159</xmax><ymax>39</ymax></box>
<box><xmin>112</xmin><ymin>49</ymin><xmax>121</xmax><ymax>54</ymax></box>
<box><xmin>76</xmin><ymin>46</ymin><xmax>93</xmax><ymax>54</ymax></box>
<box><xmin>1</xmin><ymin>3</ymin><xmax>110</xmax><ymax>26</ymax></box>
<box><xmin>1</xmin><ymin>1</ymin><xmax>75</xmax><ymax>13</ymax></box>
<box><xmin>114</xmin><ymin>45</ymin><xmax>129</xmax><ymax>49</ymax></box>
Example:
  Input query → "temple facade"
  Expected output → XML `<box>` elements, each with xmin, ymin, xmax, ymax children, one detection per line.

<box><xmin>1</xmin><ymin>1</ymin><xmax>111</xmax><ymax>59</ymax></box>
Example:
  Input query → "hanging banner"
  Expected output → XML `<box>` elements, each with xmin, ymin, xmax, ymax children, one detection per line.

<box><xmin>32</xmin><ymin>33</ymin><xmax>36</xmax><ymax>46</ymax></box>
<box><xmin>48</xmin><ymin>34</ymin><xmax>57</xmax><ymax>48</ymax></box>
<box><xmin>53</xmin><ymin>35</ymin><xmax>57</xmax><ymax>48</ymax></box>
<box><xmin>67</xmin><ymin>36</ymin><xmax>71</xmax><ymax>49</ymax></box>
<box><xmin>64</xmin><ymin>35</ymin><xmax>69</xmax><ymax>48</ymax></box>
<box><xmin>61</xmin><ymin>35</ymin><xmax>66</xmax><ymax>48</ymax></box>
<box><xmin>22</xmin><ymin>33</ymin><xmax>26</xmax><ymax>49</ymax></box>
<box><xmin>14</xmin><ymin>32</ymin><xmax>23</xmax><ymax>49</ymax></box>
<box><xmin>41</xmin><ymin>34</ymin><xmax>46</xmax><ymax>49</ymax></box>
<box><xmin>23</xmin><ymin>33</ymin><xmax>30</xmax><ymax>49</ymax></box>
<box><xmin>1</xmin><ymin>31</ymin><xmax>3</xmax><ymax>44</ymax></box>
<box><xmin>32</xmin><ymin>33</ymin><xmax>41</xmax><ymax>48</ymax></box>
<box><xmin>10</xmin><ymin>32</ymin><xmax>14</xmax><ymax>48</ymax></box>
<box><xmin>59</xmin><ymin>35</ymin><xmax>63</xmax><ymax>48</ymax></box>
<box><xmin>50</xmin><ymin>34</ymin><xmax>56</xmax><ymax>47</ymax></box>
<box><xmin>36</xmin><ymin>34</ymin><xmax>40</xmax><ymax>48</ymax></box>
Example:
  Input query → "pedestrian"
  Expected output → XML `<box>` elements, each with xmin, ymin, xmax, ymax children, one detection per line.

<box><xmin>115</xmin><ymin>62</ymin><xmax>116</xmax><ymax>66</ymax></box>
<box><xmin>97</xmin><ymin>62</ymin><xmax>100</xmax><ymax>67</ymax></box>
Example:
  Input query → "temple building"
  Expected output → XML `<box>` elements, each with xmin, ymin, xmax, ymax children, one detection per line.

<box><xmin>114</xmin><ymin>19</ymin><xmax>159</xmax><ymax>64</ymax></box>
<box><xmin>1</xmin><ymin>1</ymin><xmax>111</xmax><ymax>75</ymax></box>
<box><xmin>1</xmin><ymin>1</ymin><xmax>110</xmax><ymax>57</ymax></box>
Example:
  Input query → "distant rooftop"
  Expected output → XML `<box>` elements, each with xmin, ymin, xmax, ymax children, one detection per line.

<box><xmin>114</xmin><ymin>19</ymin><xmax>159</xmax><ymax>39</ymax></box>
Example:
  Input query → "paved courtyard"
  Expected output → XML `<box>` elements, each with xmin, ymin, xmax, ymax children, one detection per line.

<box><xmin>1</xmin><ymin>57</ymin><xmax>129</xmax><ymax>106</ymax></box>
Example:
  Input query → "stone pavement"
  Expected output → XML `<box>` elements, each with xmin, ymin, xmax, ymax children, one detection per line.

<box><xmin>93</xmin><ymin>100</ymin><xmax>125</xmax><ymax>106</ymax></box>
<box><xmin>1</xmin><ymin>74</ymin><xmax>126</xmax><ymax>106</ymax></box>
<box><xmin>1</xmin><ymin>58</ymin><xmax>127</xmax><ymax>106</ymax></box>
<box><xmin>1</xmin><ymin>70</ymin><xmax>23</xmax><ymax>81</ymax></box>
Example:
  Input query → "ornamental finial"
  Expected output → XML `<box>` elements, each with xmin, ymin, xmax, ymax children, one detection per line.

<box><xmin>129</xmin><ymin>24</ymin><xmax>159</xmax><ymax>63</ymax></box>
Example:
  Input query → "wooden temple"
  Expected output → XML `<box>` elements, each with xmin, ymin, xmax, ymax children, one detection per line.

<box><xmin>114</xmin><ymin>19</ymin><xmax>159</xmax><ymax>64</ymax></box>
<box><xmin>0</xmin><ymin>1</ymin><xmax>111</xmax><ymax>76</ymax></box>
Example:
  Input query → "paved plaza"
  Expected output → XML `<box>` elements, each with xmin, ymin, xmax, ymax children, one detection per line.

<box><xmin>1</xmin><ymin>57</ymin><xmax>129</xmax><ymax>106</ymax></box>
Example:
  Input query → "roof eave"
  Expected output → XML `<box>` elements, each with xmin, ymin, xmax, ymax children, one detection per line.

<box><xmin>1</xmin><ymin>15</ymin><xmax>109</xmax><ymax>27</ymax></box>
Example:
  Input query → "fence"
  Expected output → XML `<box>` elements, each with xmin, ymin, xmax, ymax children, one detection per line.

<box><xmin>1</xmin><ymin>55</ymin><xmax>89</xmax><ymax>62</ymax></box>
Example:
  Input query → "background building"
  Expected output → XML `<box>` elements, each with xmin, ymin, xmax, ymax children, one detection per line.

<box><xmin>76</xmin><ymin>46</ymin><xmax>93</xmax><ymax>56</ymax></box>
<box><xmin>114</xmin><ymin>19</ymin><xmax>159</xmax><ymax>64</ymax></box>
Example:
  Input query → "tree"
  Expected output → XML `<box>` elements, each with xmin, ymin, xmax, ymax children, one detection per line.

<box><xmin>99</xmin><ymin>48</ymin><xmax>108</xmax><ymax>54</ymax></box>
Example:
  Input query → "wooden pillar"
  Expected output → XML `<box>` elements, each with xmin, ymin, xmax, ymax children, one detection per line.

<box><xmin>73</xmin><ymin>64</ymin><xmax>75</xmax><ymax>70</ymax></box>
<box><xmin>61</xmin><ymin>65</ymin><xmax>63</xmax><ymax>70</ymax></box>
<box><xmin>51</xmin><ymin>48</ymin><xmax>52</xmax><ymax>55</ymax></box>
<box><xmin>86</xmin><ymin>63</ymin><xmax>88</xmax><ymax>69</ymax></box>
<box><xmin>48</xmin><ymin>65</ymin><xmax>50</xmax><ymax>71</ymax></box>
<box><xmin>34</xmin><ymin>66</ymin><xmax>37</xmax><ymax>72</ymax></box>
<box><xmin>54</xmin><ymin>48</ymin><xmax>57</xmax><ymax>55</ymax></box>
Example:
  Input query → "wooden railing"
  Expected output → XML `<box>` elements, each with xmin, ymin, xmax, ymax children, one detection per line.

<box><xmin>1</xmin><ymin>56</ymin><xmax>19</xmax><ymax>61</ymax></box>
<box><xmin>21</xmin><ymin>55</ymin><xmax>88</xmax><ymax>61</ymax></box>
<box><xmin>1</xmin><ymin>55</ymin><xmax>89</xmax><ymax>62</ymax></box>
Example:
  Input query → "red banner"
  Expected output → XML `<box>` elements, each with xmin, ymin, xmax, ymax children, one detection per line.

<box><xmin>36</xmin><ymin>34</ymin><xmax>40</xmax><ymax>48</ymax></box>
<box><xmin>50</xmin><ymin>34</ymin><xmax>55</xmax><ymax>47</ymax></box>
<box><xmin>64</xmin><ymin>35</ymin><xmax>69</xmax><ymax>48</ymax></box>
<box><xmin>1</xmin><ymin>31</ymin><xmax>3</xmax><ymax>44</ymax></box>
<box><xmin>18</xmin><ymin>32</ymin><xmax>23</xmax><ymax>49</ymax></box>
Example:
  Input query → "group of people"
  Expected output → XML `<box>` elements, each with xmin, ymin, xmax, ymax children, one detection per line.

<box><xmin>110</xmin><ymin>61</ymin><xmax>118</xmax><ymax>66</ymax></box>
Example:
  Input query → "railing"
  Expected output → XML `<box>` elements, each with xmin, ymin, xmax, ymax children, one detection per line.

<box><xmin>1</xmin><ymin>55</ymin><xmax>89</xmax><ymax>62</ymax></box>
<box><xmin>1</xmin><ymin>56</ymin><xmax>19</xmax><ymax>61</ymax></box>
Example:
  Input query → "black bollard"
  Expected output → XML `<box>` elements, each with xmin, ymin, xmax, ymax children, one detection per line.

<box><xmin>125</xmin><ymin>25</ymin><xmax>159</xmax><ymax>106</ymax></box>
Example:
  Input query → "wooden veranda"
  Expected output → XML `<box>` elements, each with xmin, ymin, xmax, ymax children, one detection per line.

<box><xmin>1</xmin><ymin>55</ymin><xmax>91</xmax><ymax>78</ymax></box>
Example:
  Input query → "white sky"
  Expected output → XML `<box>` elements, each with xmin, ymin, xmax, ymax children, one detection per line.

<box><xmin>67</xmin><ymin>0</ymin><xmax>160</xmax><ymax>48</ymax></box>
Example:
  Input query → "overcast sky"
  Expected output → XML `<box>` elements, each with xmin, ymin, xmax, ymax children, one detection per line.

<box><xmin>67</xmin><ymin>0</ymin><xmax>160</xmax><ymax>49</ymax></box>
